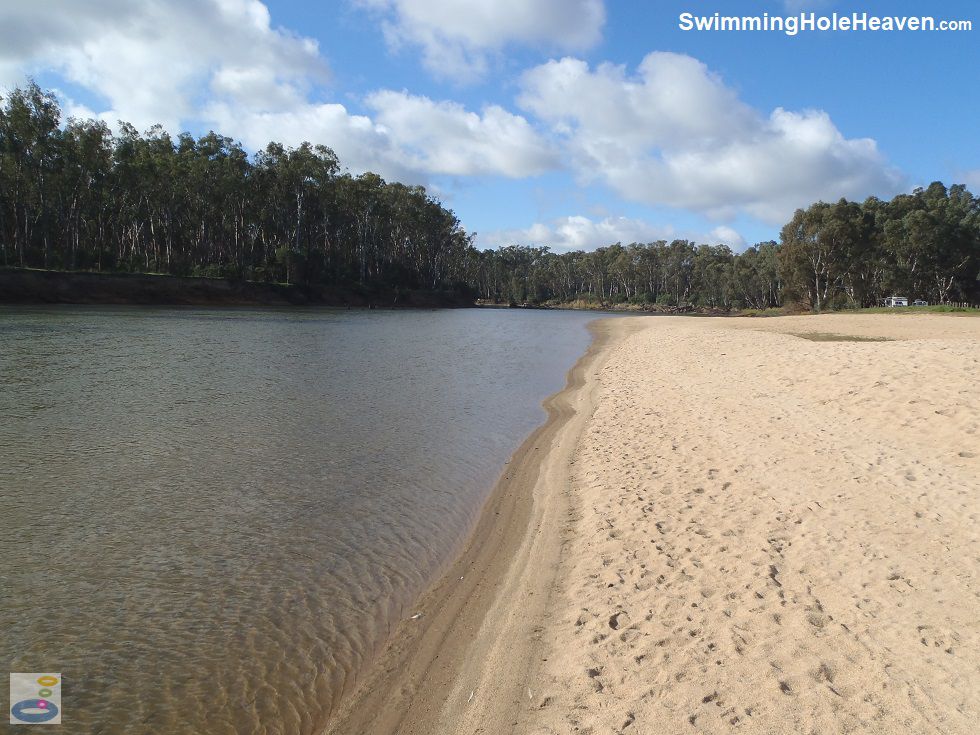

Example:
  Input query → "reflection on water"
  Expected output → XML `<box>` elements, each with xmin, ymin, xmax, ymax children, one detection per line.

<box><xmin>0</xmin><ymin>306</ymin><xmax>599</xmax><ymax>734</ymax></box>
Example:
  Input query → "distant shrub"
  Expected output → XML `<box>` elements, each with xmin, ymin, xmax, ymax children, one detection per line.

<box><xmin>191</xmin><ymin>264</ymin><xmax>226</xmax><ymax>279</ymax></box>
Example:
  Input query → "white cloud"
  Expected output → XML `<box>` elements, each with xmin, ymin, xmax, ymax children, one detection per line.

<box><xmin>482</xmin><ymin>215</ymin><xmax>746</xmax><ymax>252</ymax></box>
<box><xmin>356</xmin><ymin>0</ymin><xmax>605</xmax><ymax>82</ymax></box>
<box><xmin>365</xmin><ymin>91</ymin><xmax>558</xmax><ymax>177</ymax></box>
<box><xmin>0</xmin><ymin>3</ymin><xmax>907</xmax><ymax>232</ymax></box>
<box><xmin>0</xmin><ymin>0</ymin><xmax>418</xmax><ymax>179</ymax></box>
<box><xmin>0</xmin><ymin>1</ymin><xmax>556</xmax><ymax>184</ymax></box>
<box><xmin>203</xmin><ymin>101</ymin><xmax>422</xmax><ymax>183</ymax></box>
<box><xmin>520</xmin><ymin>54</ymin><xmax>753</xmax><ymax>149</ymax></box>
<box><xmin>484</xmin><ymin>215</ymin><xmax>672</xmax><ymax>251</ymax></box>
<box><xmin>0</xmin><ymin>0</ymin><xmax>327</xmax><ymax>133</ymax></box>
<box><xmin>709</xmin><ymin>226</ymin><xmax>746</xmax><ymax>250</ymax></box>
<box><xmin>205</xmin><ymin>90</ymin><xmax>558</xmax><ymax>182</ymax></box>
<box><xmin>518</xmin><ymin>52</ymin><xmax>903</xmax><ymax>223</ymax></box>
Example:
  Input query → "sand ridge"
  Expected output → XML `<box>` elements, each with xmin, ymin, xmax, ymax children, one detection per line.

<box><xmin>526</xmin><ymin>314</ymin><xmax>979</xmax><ymax>734</ymax></box>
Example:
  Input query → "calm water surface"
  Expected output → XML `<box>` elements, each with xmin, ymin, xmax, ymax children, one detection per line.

<box><xmin>0</xmin><ymin>306</ymin><xmax>603</xmax><ymax>734</ymax></box>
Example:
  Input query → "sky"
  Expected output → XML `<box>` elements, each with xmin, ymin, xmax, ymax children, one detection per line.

<box><xmin>1</xmin><ymin>0</ymin><xmax>977</xmax><ymax>252</ymax></box>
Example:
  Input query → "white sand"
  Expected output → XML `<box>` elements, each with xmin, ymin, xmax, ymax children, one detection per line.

<box><xmin>524</xmin><ymin>314</ymin><xmax>979</xmax><ymax>734</ymax></box>
<box><xmin>326</xmin><ymin>313</ymin><xmax>978</xmax><ymax>735</ymax></box>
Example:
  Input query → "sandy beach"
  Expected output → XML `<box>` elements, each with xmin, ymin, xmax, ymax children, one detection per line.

<box><xmin>327</xmin><ymin>313</ymin><xmax>979</xmax><ymax>735</ymax></box>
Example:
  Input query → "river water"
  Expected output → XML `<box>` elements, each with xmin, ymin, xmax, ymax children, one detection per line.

<box><xmin>0</xmin><ymin>306</ymin><xmax>602</xmax><ymax>734</ymax></box>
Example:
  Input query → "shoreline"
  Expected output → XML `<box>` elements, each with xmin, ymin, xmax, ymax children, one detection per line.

<box><xmin>320</xmin><ymin>317</ymin><xmax>636</xmax><ymax>734</ymax></box>
<box><xmin>0</xmin><ymin>268</ymin><xmax>474</xmax><ymax>308</ymax></box>
<box><xmin>324</xmin><ymin>312</ymin><xmax>979</xmax><ymax>735</ymax></box>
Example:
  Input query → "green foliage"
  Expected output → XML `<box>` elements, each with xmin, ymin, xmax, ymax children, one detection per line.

<box><xmin>0</xmin><ymin>82</ymin><xmax>473</xmax><ymax>294</ymax></box>
<box><xmin>779</xmin><ymin>189</ymin><xmax>979</xmax><ymax>310</ymax></box>
<box><xmin>190</xmin><ymin>264</ymin><xmax>227</xmax><ymax>279</ymax></box>
<box><xmin>470</xmin><ymin>239</ymin><xmax>779</xmax><ymax>310</ymax></box>
<box><xmin>2</xmin><ymin>83</ymin><xmax>977</xmax><ymax>310</ymax></box>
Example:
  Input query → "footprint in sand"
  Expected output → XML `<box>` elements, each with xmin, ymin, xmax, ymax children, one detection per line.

<box><xmin>609</xmin><ymin>611</ymin><xmax>630</xmax><ymax>630</ymax></box>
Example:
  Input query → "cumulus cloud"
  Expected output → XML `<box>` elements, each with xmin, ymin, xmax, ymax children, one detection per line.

<box><xmin>0</xmin><ymin>1</ymin><xmax>556</xmax><ymax>184</ymax></box>
<box><xmin>709</xmin><ymin>226</ymin><xmax>746</xmax><ymax>250</ymax></box>
<box><xmin>356</xmin><ymin>0</ymin><xmax>605</xmax><ymax>81</ymax></box>
<box><xmin>0</xmin><ymin>0</ymin><xmax>327</xmax><ymax>132</ymax></box>
<box><xmin>518</xmin><ymin>52</ymin><xmax>903</xmax><ymax>223</ymax></box>
<box><xmin>0</xmin><ymin>0</ymin><xmax>411</xmax><ymax>177</ymax></box>
<box><xmin>204</xmin><ymin>91</ymin><xmax>557</xmax><ymax>182</ymax></box>
<box><xmin>482</xmin><ymin>215</ymin><xmax>745</xmax><ymax>252</ymax></box>
<box><xmin>365</xmin><ymin>91</ymin><xmax>558</xmax><ymax>177</ymax></box>
<box><xmin>203</xmin><ymin>100</ymin><xmax>422</xmax><ymax>183</ymax></box>
<box><xmin>0</xmin><ymin>3</ymin><xmax>905</xmax><ymax>230</ymax></box>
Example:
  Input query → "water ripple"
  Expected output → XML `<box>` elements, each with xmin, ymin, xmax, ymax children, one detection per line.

<box><xmin>0</xmin><ymin>306</ymin><xmax>597</xmax><ymax>733</ymax></box>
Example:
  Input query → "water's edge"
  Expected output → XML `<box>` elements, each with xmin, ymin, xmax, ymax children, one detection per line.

<box><xmin>321</xmin><ymin>317</ymin><xmax>628</xmax><ymax>734</ymax></box>
<box><xmin>1</xmin><ymin>306</ymin><xmax>606</xmax><ymax>733</ymax></box>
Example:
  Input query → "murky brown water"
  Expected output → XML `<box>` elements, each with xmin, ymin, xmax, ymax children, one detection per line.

<box><xmin>0</xmin><ymin>306</ymin><xmax>599</xmax><ymax>734</ymax></box>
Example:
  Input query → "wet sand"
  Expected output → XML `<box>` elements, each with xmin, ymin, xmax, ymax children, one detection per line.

<box><xmin>326</xmin><ymin>313</ymin><xmax>979</xmax><ymax>734</ymax></box>
<box><xmin>322</xmin><ymin>318</ymin><xmax>637</xmax><ymax>734</ymax></box>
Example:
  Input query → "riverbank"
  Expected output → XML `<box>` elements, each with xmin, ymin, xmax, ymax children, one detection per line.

<box><xmin>327</xmin><ymin>312</ymin><xmax>979</xmax><ymax>734</ymax></box>
<box><xmin>0</xmin><ymin>269</ymin><xmax>474</xmax><ymax>307</ymax></box>
<box><xmin>480</xmin><ymin>300</ymin><xmax>980</xmax><ymax>317</ymax></box>
<box><xmin>476</xmin><ymin>298</ymin><xmax>733</xmax><ymax>315</ymax></box>
<box><xmin>321</xmin><ymin>317</ymin><xmax>639</xmax><ymax>734</ymax></box>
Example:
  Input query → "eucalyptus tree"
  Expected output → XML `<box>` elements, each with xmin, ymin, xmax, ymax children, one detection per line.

<box><xmin>730</xmin><ymin>241</ymin><xmax>780</xmax><ymax>309</ymax></box>
<box><xmin>779</xmin><ymin>204</ymin><xmax>836</xmax><ymax>311</ymax></box>
<box><xmin>2</xmin><ymin>82</ymin><xmax>977</xmax><ymax>309</ymax></box>
<box><xmin>54</xmin><ymin>118</ymin><xmax>112</xmax><ymax>269</ymax></box>
<box><xmin>0</xmin><ymin>82</ymin><xmax>61</xmax><ymax>267</ymax></box>
<box><xmin>882</xmin><ymin>183</ymin><xmax>979</xmax><ymax>303</ymax></box>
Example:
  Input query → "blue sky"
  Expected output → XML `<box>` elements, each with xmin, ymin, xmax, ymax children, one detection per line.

<box><xmin>1</xmin><ymin>0</ymin><xmax>977</xmax><ymax>251</ymax></box>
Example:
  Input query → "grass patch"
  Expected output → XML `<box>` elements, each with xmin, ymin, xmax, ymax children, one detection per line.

<box><xmin>791</xmin><ymin>332</ymin><xmax>892</xmax><ymax>342</ymax></box>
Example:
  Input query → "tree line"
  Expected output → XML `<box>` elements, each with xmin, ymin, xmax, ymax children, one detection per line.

<box><xmin>470</xmin><ymin>186</ymin><xmax>979</xmax><ymax>310</ymax></box>
<box><xmin>2</xmin><ymin>83</ymin><xmax>978</xmax><ymax>310</ymax></box>
<box><xmin>0</xmin><ymin>83</ymin><xmax>474</xmax><ymax>295</ymax></box>
<box><xmin>778</xmin><ymin>184</ymin><xmax>979</xmax><ymax>310</ymax></box>
<box><xmin>467</xmin><ymin>241</ymin><xmax>782</xmax><ymax>310</ymax></box>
